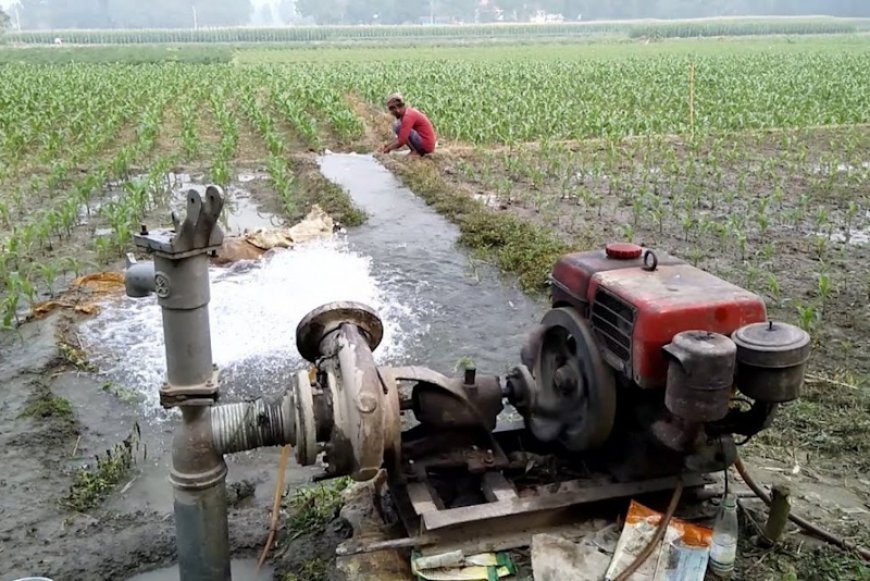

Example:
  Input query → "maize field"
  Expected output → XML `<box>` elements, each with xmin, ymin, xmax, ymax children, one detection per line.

<box><xmin>3</xmin><ymin>16</ymin><xmax>867</xmax><ymax>46</ymax></box>
<box><xmin>1</xmin><ymin>38</ymin><xmax>869</xmax><ymax>327</ymax></box>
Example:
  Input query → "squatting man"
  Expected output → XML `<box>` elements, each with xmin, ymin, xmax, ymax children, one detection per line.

<box><xmin>381</xmin><ymin>93</ymin><xmax>437</xmax><ymax>157</ymax></box>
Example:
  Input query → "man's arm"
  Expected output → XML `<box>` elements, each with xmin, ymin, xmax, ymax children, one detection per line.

<box><xmin>382</xmin><ymin>139</ymin><xmax>402</xmax><ymax>153</ymax></box>
<box><xmin>382</xmin><ymin>114</ymin><xmax>413</xmax><ymax>153</ymax></box>
<box><xmin>396</xmin><ymin>112</ymin><xmax>414</xmax><ymax>146</ymax></box>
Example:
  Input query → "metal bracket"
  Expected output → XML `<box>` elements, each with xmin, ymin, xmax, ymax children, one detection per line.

<box><xmin>134</xmin><ymin>186</ymin><xmax>225</xmax><ymax>258</ymax></box>
<box><xmin>160</xmin><ymin>368</ymin><xmax>221</xmax><ymax>409</ymax></box>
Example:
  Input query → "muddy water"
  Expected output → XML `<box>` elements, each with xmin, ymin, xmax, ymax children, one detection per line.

<box><xmin>318</xmin><ymin>153</ymin><xmax>547</xmax><ymax>374</ymax></box>
<box><xmin>127</xmin><ymin>559</ymin><xmax>272</xmax><ymax>581</ymax></box>
<box><xmin>76</xmin><ymin>156</ymin><xmax>545</xmax><ymax>578</ymax></box>
<box><xmin>78</xmin><ymin>188</ymin><xmax>423</xmax><ymax>516</ymax></box>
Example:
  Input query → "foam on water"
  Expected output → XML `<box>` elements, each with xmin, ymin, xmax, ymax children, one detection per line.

<box><xmin>78</xmin><ymin>234</ymin><xmax>423</xmax><ymax>418</ymax></box>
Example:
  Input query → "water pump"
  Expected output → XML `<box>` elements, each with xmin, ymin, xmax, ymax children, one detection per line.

<box><xmin>280</xmin><ymin>242</ymin><xmax>811</xmax><ymax>552</ymax></box>
<box><xmin>127</xmin><ymin>186</ymin><xmax>810</xmax><ymax>577</ymax></box>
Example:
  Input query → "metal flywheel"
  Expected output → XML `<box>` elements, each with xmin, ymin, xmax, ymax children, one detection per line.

<box><xmin>525</xmin><ymin>307</ymin><xmax>617</xmax><ymax>451</ymax></box>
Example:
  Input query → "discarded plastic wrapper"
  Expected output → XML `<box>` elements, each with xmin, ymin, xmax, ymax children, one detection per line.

<box><xmin>214</xmin><ymin>205</ymin><xmax>335</xmax><ymax>264</ymax></box>
<box><xmin>411</xmin><ymin>551</ymin><xmax>514</xmax><ymax>581</ymax></box>
<box><xmin>605</xmin><ymin>500</ymin><xmax>712</xmax><ymax>581</ymax></box>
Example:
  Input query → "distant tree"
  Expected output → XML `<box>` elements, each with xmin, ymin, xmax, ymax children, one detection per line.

<box><xmin>277</xmin><ymin>0</ymin><xmax>298</xmax><ymax>23</ymax></box>
<box><xmin>18</xmin><ymin>0</ymin><xmax>253</xmax><ymax>29</ymax></box>
<box><xmin>295</xmin><ymin>0</ymin><xmax>346</xmax><ymax>24</ymax></box>
<box><xmin>0</xmin><ymin>8</ymin><xmax>10</xmax><ymax>31</ymax></box>
<box><xmin>13</xmin><ymin>0</ymin><xmax>870</xmax><ymax>28</ymax></box>
<box><xmin>384</xmin><ymin>0</ymin><xmax>428</xmax><ymax>24</ymax></box>
<box><xmin>436</xmin><ymin>0</ymin><xmax>479</xmax><ymax>22</ymax></box>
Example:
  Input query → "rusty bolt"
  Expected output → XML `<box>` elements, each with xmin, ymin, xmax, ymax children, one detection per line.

<box><xmin>357</xmin><ymin>393</ymin><xmax>378</xmax><ymax>414</ymax></box>
<box><xmin>484</xmin><ymin>450</ymin><xmax>494</xmax><ymax>464</ymax></box>
<box><xmin>140</xmin><ymin>224</ymin><xmax>149</xmax><ymax>235</ymax></box>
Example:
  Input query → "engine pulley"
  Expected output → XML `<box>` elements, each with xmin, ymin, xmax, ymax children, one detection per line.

<box><xmin>517</xmin><ymin>307</ymin><xmax>617</xmax><ymax>451</ymax></box>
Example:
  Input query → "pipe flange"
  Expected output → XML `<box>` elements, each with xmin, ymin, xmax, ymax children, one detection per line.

<box><xmin>296</xmin><ymin>301</ymin><xmax>384</xmax><ymax>363</ymax></box>
<box><xmin>293</xmin><ymin>370</ymin><xmax>317</xmax><ymax>466</ymax></box>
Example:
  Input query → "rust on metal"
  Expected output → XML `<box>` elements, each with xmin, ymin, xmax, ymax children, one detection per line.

<box><xmin>295</xmin><ymin>301</ymin><xmax>384</xmax><ymax>363</ymax></box>
<box><xmin>663</xmin><ymin>330</ymin><xmax>736</xmax><ymax>422</ymax></box>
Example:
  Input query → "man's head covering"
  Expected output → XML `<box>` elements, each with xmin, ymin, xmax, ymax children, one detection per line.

<box><xmin>386</xmin><ymin>92</ymin><xmax>404</xmax><ymax>107</ymax></box>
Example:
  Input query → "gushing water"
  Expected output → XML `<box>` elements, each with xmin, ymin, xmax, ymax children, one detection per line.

<box><xmin>73</xmin><ymin>154</ymin><xmax>544</xmax><ymax>516</ymax></box>
<box><xmin>80</xmin><ymin>155</ymin><xmax>545</xmax><ymax>420</ymax></box>
<box><xmin>79</xmin><ymin>235</ymin><xmax>424</xmax><ymax>417</ymax></box>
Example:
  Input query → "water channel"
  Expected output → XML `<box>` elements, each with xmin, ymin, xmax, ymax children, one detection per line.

<box><xmin>75</xmin><ymin>153</ymin><xmax>547</xmax><ymax>579</ymax></box>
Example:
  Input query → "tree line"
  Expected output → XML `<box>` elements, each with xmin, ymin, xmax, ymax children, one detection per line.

<box><xmin>4</xmin><ymin>0</ymin><xmax>868</xmax><ymax>30</ymax></box>
<box><xmin>299</xmin><ymin>0</ymin><xmax>870</xmax><ymax>25</ymax></box>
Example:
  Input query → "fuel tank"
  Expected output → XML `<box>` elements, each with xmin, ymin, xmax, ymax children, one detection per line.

<box><xmin>549</xmin><ymin>243</ymin><xmax>684</xmax><ymax>316</ymax></box>
<box><xmin>550</xmin><ymin>244</ymin><xmax>767</xmax><ymax>389</ymax></box>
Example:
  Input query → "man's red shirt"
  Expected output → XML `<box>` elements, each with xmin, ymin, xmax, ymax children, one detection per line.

<box><xmin>397</xmin><ymin>107</ymin><xmax>437</xmax><ymax>153</ymax></box>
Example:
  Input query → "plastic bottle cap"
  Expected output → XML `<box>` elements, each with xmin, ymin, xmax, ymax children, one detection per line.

<box><xmin>605</xmin><ymin>242</ymin><xmax>643</xmax><ymax>260</ymax></box>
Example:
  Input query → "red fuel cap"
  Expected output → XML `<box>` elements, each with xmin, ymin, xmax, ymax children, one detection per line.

<box><xmin>605</xmin><ymin>242</ymin><xmax>643</xmax><ymax>259</ymax></box>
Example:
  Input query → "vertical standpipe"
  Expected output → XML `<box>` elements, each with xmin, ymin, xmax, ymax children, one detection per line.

<box><xmin>130</xmin><ymin>187</ymin><xmax>232</xmax><ymax>581</ymax></box>
<box><xmin>154</xmin><ymin>253</ymin><xmax>214</xmax><ymax>388</ymax></box>
<box><xmin>155</xmin><ymin>252</ymin><xmax>230</xmax><ymax>581</ymax></box>
<box><xmin>125</xmin><ymin>189</ymin><xmax>398</xmax><ymax>579</ymax></box>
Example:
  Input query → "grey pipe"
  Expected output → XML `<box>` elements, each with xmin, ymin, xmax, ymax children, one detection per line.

<box><xmin>128</xmin><ymin>189</ymin><xmax>239</xmax><ymax>581</ymax></box>
<box><xmin>171</xmin><ymin>407</ymin><xmax>231</xmax><ymax>581</ymax></box>
<box><xmin>155</xmin><ymin>254</ymin><xmax>214</xmax><ymax>388</ymax></box>
<box><xmin>124</xmin><ymin>254</ymin><xmax>156</xmax><ymax>298</ymax></box>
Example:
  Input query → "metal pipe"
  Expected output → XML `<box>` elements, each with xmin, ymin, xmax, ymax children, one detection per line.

<box><xmin>211</xmin><ymin>394</ymin><xmax>297</xmax><ymax>455</ymax></box>
<box><xmin>171</xmin><ymin>407</ymin><xmax>231</xmax><ymax>581</ymax></box>
<box><xmin>127</xmin><ymin>188</ymin><xmax>240</xmax><ymax>580</ymax></box>
<box><xmin>154</xmin><ymin>254</ymin><xmax>214</xmax><ymax>388</ymax></box>
<box><xmin>156</xmin><ymin>249</ymin><xmax>229</xmax><ymax>580</ymax></box>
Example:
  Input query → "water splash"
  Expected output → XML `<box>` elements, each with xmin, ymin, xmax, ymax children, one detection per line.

<box><xmin>78</xmin><ymin>234</ymin><xmax>424</xmax><ymax>419</ymax></box>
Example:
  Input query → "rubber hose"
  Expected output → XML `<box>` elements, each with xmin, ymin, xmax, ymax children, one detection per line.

<box><xmin>734</xmin><ymin>457</ymin><xmax>870</xmax><ymax>563</ymax></box>
<box><xmin>614</xmin><ymin>479</ymin><xmax>685</xmax><ymax>581</ymax></box>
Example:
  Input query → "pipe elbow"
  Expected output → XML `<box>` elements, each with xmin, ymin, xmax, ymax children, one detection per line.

<box><xmin>124</xmin><ymin>254</ymin><xmax>156</xmax><ymax>298</ymax></box>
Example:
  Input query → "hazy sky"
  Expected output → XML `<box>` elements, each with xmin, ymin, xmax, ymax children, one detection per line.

<box><xmin>0</xmin><ymin>0</ymin><xmax>277</xmax><ymax>9</ymax></box>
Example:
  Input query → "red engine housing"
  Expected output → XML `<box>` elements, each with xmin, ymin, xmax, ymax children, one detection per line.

<box><xmin>550</xmin><ymin>244</ymin><xmax>767</xmax><ymax>389</ymax></box>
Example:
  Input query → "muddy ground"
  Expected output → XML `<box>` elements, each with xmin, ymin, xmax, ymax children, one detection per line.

<box><xmin>0</xmin><ymin>87</ymin><xmax>374</xmax><ymax>580</ymax></box>
<box><xmin>0</xmin><ymin>310</ymin><xmax>357</xmax><ymax>581</ymax></box>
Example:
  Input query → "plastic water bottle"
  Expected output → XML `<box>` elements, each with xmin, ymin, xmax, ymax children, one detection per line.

<box><xmin>709</xmin><ymin>494</ymin><xmax>739</xmax><ymax>578</ymax></box>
